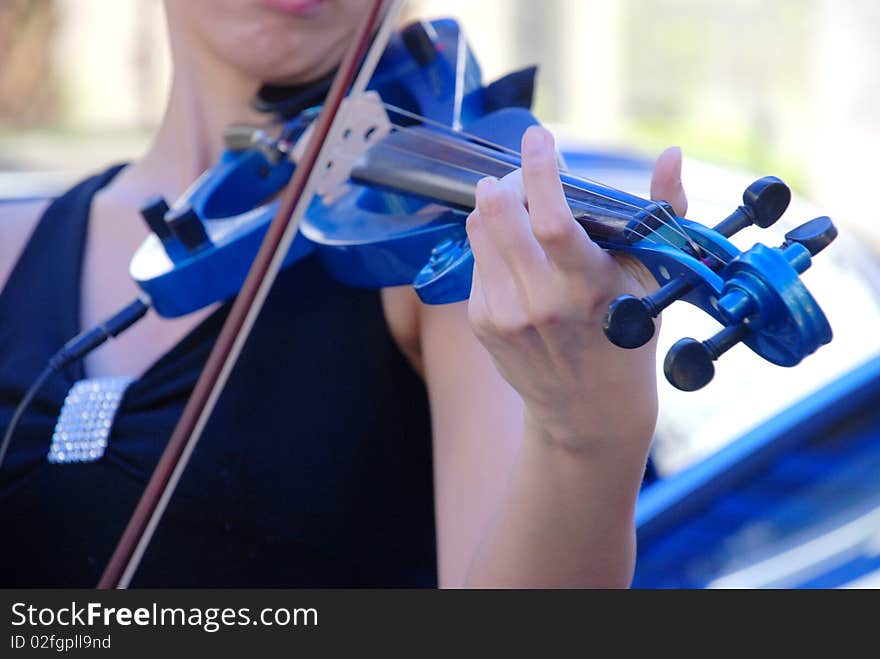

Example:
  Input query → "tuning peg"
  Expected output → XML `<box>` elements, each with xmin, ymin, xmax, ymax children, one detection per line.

<box><xmin>713</xmin><ymin>176</ymin><xmax>791</xmax><ymax>238</ymax></box>
<box><xmin>781</xmin><ymin>216</ymin><xmax>837</xmax><ymax>257</ymax></box>
<box><xmin>604</xmin><ymin>277</ymin><xmax>692</xmax><ymax>349</ymax></box>
<box><xmin>663</xmin><ymin>323</ymin><xmax>750</xmax><ymax>391</ymax></box>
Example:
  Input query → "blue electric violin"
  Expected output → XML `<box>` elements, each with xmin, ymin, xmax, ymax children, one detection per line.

<box><xmin>127</xmin><ymin>17</ymin><xmax>835</xmax><ymax>394</ymax></box>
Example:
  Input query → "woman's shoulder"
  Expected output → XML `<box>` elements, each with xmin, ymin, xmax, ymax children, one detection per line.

<box><xmin>0</xmin><ymin>196</ymin><xmax>52</xmax><ymax>222</ymax></box>
<box><xmin>0</xmin><ymin>197</ymin><xmax>52</xmax><ymax>293</ymax></box>
<box><xmin>0</xmin><ymin>164</ymin><xmax>127</xmax><ymax>294</ymax></box>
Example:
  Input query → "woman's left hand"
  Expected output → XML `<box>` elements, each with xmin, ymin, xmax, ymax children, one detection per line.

<box><xmin>465</xmin><ymin>126</ymin><xmax>688</xmax><ymax>457</ymax></box>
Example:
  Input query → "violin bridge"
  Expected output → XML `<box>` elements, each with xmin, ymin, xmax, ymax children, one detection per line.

<box><xmin>316</xmin><ymin>91</ymin><xmax>392</xmax><ymax>203</ymax></box>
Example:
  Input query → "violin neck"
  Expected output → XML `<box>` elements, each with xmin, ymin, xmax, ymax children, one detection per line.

<box><xmin>349</xmin><ymin>128</ymin><xmax>670</xmax><ymax>247</ymax></box>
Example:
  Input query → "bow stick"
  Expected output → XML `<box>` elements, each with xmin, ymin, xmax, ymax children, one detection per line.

<box><xmin>98</xmin><ymin>0</ymin><xmax>405</xmax><ymax>589</ymax></box>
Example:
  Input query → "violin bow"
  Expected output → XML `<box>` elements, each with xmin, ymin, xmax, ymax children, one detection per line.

<box><xmin>98</xmin><ymin>0</ymin><xmax>406</xmax><ymax>589</ymax></box>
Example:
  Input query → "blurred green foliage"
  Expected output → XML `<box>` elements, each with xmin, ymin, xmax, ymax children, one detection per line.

<box><xmin>619</xmin><ymin>0</ymin><xmax>813</xmax><ymax>193</ymax></box>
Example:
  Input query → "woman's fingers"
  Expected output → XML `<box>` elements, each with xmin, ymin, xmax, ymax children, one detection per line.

<box><xmin>466</xmin><ymin>205</ymin><xmax>529</xmax><ymax>334</ymax></box>
<box><xmin>469</xmin><ymin>126</ymin><xmax>624</xmax><ymax>329</ymax></box>
<box><xmin>465</xmin><ymin>202</ymin><xmax>511</xmax><ymax>297</ymax></box>
<box><xmin>474</xmin><ymin>175</ymin><xmax>546</xmax><ymax>281</ymax></box>
<box><xmin>520</xmin><ymin>126</ymin><xmax>605</xmax><ymax>273</ymax></box>
<box><xmin>650</xmin><ymin>146</ymin><xmax>688</xmax><ymax>216</ymax></box>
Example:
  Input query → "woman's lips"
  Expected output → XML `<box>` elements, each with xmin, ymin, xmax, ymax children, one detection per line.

<box><xmin>262</xmin><ymin>0</ymin><xmax>326</xmax><ymax>18</ymax></box>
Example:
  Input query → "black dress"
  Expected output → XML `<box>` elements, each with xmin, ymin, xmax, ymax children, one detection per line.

<box><xmin>0</xmin><ymin>165</ymin><xmax>437</xmax><ymax>587</ymax></box>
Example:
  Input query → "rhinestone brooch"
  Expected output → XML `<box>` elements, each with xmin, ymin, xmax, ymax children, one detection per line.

<box><xmin>47</xmin><ymin>377</ymin><xmax>133</xmax><ymax>464</ymax></box>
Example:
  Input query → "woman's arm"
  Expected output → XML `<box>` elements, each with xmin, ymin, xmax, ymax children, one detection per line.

<box><xmin>419</xmin><ymin>129</ymin><xmax>688</xmax><ymax>587</ymax></box>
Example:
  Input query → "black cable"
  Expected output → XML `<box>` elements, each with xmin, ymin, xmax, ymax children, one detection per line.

<box><xmin>0</xmin><ymin>295</ymin><xmax>151</xmax><ymax>471</ymax></box>
<box><xmin>0</xmin><ymin>364</ymin><xmax>54</xmax><ymax>470</ymax></box>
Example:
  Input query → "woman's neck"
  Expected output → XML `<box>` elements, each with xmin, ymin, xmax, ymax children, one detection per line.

<box><xmin>116</xmin><ymin>35</ymin><xmax>266</xmax><ymax>204</ymax></box>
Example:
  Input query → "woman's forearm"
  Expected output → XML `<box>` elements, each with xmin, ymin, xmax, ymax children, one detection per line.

<box><xmin>463</xmin><ymin>418</ymin><xmax>647</xmax><ymax>588</ymax></box>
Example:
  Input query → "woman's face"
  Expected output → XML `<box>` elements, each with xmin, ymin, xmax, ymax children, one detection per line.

<box><xmin>165</xmin><ymin>0</ymin><xmax>371</xmax><ymax>85</ymax></box>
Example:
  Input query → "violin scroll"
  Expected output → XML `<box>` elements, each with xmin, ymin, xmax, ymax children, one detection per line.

<box><xmin>603</xmin><ymin>175</ymin><xmax>796</xmax><ymax>355</ymax></box>
<box><xmin>653</xmin><ymin>212</ymin><xmax>836</xmax><ymax>391</ymax></box>
<box><xmin>603</xmin><ymin>175</ymin><xmax>837</xmax><ymax>391</ymax></box>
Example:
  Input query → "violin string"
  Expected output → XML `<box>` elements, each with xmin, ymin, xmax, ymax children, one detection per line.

<box><xmin>381</xmin><ymin>119</ymin><xmax>732</xmax><ymax>267</ymax></box>
<box><xmin>565</xmin><ymin>199</ymin><xmax>671</xmax><ymax>245</ymax></box>
<box><xmin>297</xmin><ymin>100</ymin><xmax>664</xmax><ymax>246</ymax></box>
<box><xmin>377</xmin><ymin>121</ymin><xmax>723</xmax><ymax>260</ymax></box>
<box><xmin>373</xmin><ymin>129</ymin><xmax>686</xmax><ymax>251</ymax></box>
<box><xmin>385</xmin><ymin>113</ymin><xmax>719</xmax><ymax>262</ymax></box>
<box><xmin>317</xmin><ymin>97</ymin><xmax>695</xmax><ymax>256</ymax></box>
<box><xmin>382</xmin><ymin>102</ymin><xmax>712</xmax><ymax>261</ymax></box>
<box><xmin>385</xmin><ymin>102</ymin><xmax>526</xmax><ymax>158</ymax></box>
<box><xmin>380</xmin><ymin>125</ymin><xmax>672</xmax><ymax>241</ymax></box>
<box><xmin>382</xmin><ymin>109</ymin><xmax>703</xmax><ymax>252</ymax></box>
<box><xmin>367</xmin><ymin>132</ymin><xmax>677</xmax><ymax>250</ymax></box>
<box><xmin>383</xmin><ymin>102</ymin><xmax>695</xmax><ymax>237</ymax></box>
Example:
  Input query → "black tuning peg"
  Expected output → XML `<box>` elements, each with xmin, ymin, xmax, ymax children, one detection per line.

<box><xmin>604</xmin><ymin>277</ymin><xmax>693</xmax><ymax>349</ymax></box>
<box><xmin>663</xmin><ymin>323</ymin><xmax>750</xmax><ymax>391</ymax></box>
<box><xmin>713</xmin><ymin>176</ymin><xmax>791</xmax><ymax>238</ymax></box>
<box><xmin>782</xmin><ymin>216</ymin><xmax>837</xmax><ymax>256</ymax></box>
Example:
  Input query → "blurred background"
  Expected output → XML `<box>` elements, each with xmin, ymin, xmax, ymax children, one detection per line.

<box><xmin>2</xmin><ymin>0</ymin><xmax>880</xmax><ymax>475</ymax></box>
<box><xmin>3</xmin><ymin>0</ymin><xmax>879</xmax><ymax>247</ymax></box>
<box><xmin>4</xmin><ymin>0</ymin><xmax>880</xmax><ymax>588</ymax></box>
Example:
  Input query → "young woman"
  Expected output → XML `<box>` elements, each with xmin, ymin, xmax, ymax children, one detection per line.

<box><xmin>0</xmin><ymin>0</ymin><xmax>687</xmax><ymax>587</ymax></box>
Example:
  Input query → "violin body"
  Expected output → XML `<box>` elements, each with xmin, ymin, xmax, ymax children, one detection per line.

<box><xmin>131</xmin><ymin>19</ymin><xmax>502</xmax><ymax>318</ymax></box>
<box><xmin>129</xmin><ymin>17</ymin><xmax>836</xmax><ymax>392</ymax></box>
